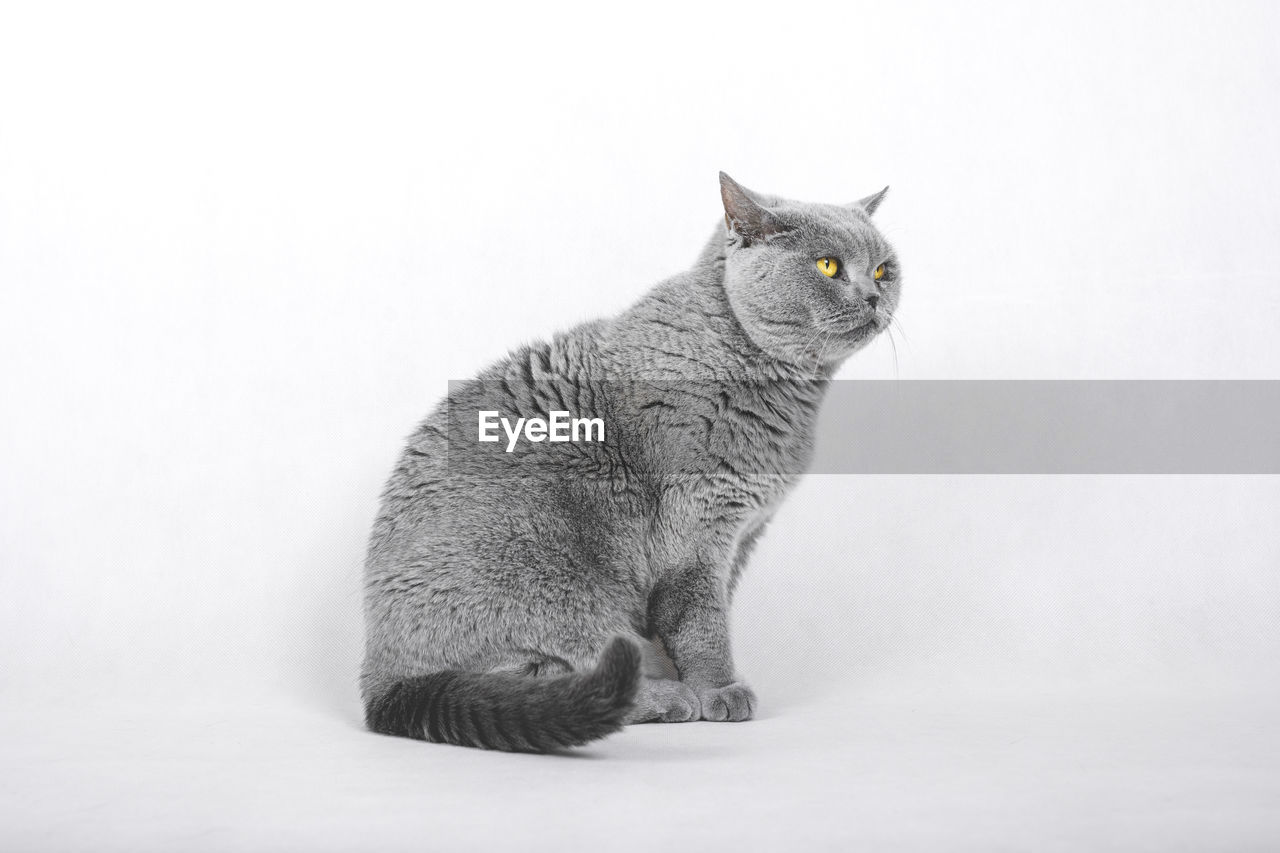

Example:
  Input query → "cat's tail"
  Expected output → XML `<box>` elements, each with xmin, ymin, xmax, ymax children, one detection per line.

<box><xmin>363</xmin><ymin>636</ymin><xmax>642</xmax><ymax>753</ymax></box>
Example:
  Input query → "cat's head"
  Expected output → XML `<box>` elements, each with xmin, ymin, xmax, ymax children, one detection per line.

<box><xmin>717</xmin><ymin>172</ymin><xmax>900</xmax><ymax>367</ymax></box>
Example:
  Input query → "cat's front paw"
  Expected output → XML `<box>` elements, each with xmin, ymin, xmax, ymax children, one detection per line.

<box><xmin>625</xmin><ymin>678</ymin><xmax>700</xmax><ymax>724</ymax></box>
<box><xmin>696</xmin><ymin>682</ymin><xmax>756</xmax><ymax>722</ymax></box>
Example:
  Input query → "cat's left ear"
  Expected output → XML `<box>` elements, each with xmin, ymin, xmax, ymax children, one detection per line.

<box><xmin>850</xmin><ymin>186</ymin><xmax>890</xmax><ymax>216</ymax></box>
<box><xmin>720</xmin><ymin>172</ymin><xmax>786</xmax><ymax>242</ymax></box>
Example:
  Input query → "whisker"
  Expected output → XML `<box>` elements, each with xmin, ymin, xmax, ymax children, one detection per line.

<box><xmin>886</xmin><ymin>324</ymin><xmax>900</xmax><ymax>378</ymax></box>
<box><xmin>885</xmin><ymin>313</ymin><xmax>914</xmax><ymax>353</ymax></box>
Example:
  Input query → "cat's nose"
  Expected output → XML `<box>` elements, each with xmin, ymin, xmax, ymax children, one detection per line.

<box><xmin>864</xmin><ymin>293</ymin><xmax>880</xmax><ymax>311</ymax></box>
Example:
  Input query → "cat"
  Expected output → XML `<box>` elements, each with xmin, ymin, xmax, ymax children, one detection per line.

<box><xmin>361</xmin><ymin>173</ymin><xmax>900</xmax><ymax>751</ymax></box>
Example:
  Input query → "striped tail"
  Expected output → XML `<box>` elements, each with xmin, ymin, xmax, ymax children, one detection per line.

<box><xmin>364</xmin><ymin>637</ymin><xmax>642</xmax><ymax>752</ymax></box>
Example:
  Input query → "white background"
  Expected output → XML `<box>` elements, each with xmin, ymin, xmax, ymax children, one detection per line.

<box><xmin>2</xmin><ymin>2</ymin><xmax>1278</xmax><ymax>850</ymax></box>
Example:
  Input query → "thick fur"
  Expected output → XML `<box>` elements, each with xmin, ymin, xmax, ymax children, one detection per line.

<box><xmin>362</xmin><ymin>173</ymin><xmax>900</xmax><ymax>751</ymax></box>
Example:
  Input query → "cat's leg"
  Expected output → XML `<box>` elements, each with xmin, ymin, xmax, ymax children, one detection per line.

<box><xmin>624</xmin><ymin>678</ymin><xmax>700</xmax><ymax>724</ymax></box>
<box><xmin>648</xmin><ymin>572</ymin><xmax>757</xmax><ymax>722</ymax></box>
<box><xmin>516</xmin><ymin>633</ymin><xmax>698</xmax><ymax>724</ymax></box>
<box><xmin>485</xmin><ymin>656</ymin><xmax>574</xmax><ymax>677</ymax></box>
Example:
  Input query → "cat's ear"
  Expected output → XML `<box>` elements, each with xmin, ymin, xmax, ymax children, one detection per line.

<box><xmin>850</xmin><ymin>186</ymin><xmax>890</xmax><ymax>216</ymax></box>
<box><xmin>720</xmin><ymin>172</ymin><xmax>785</xmax><ymax>242</ymax></box>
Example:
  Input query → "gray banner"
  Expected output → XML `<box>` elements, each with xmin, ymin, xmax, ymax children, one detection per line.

<box><xmin>442</xmin><ymin>380</ymin><xmax>1280</xmax><ymax>475</ymax></box>
<box><xmin>813</xmin><ymin>380</ymin><xmax>1279</xmax><ymax>474</ymax></box>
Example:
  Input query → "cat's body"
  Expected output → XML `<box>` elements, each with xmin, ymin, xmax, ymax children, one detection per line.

<box><xmin>362</xmin><ymin>174</ymin><xmax>900</xmax><ymax>751</ymax></box>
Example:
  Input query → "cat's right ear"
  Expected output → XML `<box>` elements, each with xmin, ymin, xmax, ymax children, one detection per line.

<box><xmin>850</xmin><ymin>186</ymin><xmax>890</xmax><ymax>216</ymax></box>
<box><xmin>720</xmin><ymin>172</ymin><xmax>784</xmax><ymax>243</ymax></box>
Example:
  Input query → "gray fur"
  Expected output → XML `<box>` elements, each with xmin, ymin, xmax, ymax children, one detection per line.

<box><xmin>362</xmin><ymin>172</ymin><xmax>901</xmax><ymax>751</ymax></box>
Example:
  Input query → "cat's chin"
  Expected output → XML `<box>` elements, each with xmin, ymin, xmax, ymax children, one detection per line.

<box><xmin>849</xmin><ymin>316</ymin><xmax>884</xmax><ymax>344</ymax></box>
<box><xmin>808</xmin><ymin>317</ymin><xmax>884</xmax><ymax>366</ymax></box>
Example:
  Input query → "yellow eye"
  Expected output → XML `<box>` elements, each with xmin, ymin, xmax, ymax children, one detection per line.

<box><xmin>816</xmin><ymin>257</ymin><xmax>839</xmax><ymax>278</ymax></box>
<box><xmin>874</xmin><ymin>263</ymin><xmax>886</xmax><ymax>281</ymax></box>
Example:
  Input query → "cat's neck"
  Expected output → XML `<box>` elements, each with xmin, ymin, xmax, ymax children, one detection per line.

<box><xmin>599</xmin><ymin>225</ymin><xmax>831</xmax><ymax>382</ymax></box>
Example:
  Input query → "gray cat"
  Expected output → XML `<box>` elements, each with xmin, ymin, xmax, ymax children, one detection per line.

<box><xmin>361</xmin><ymin>173</ymin><xmax>900</xmax><ymax>751</ymax></box>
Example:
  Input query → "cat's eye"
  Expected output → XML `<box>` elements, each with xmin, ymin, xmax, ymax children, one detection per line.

<box><xmin>874</xmin><ymin>263</ymin><xmax>886</xmax><ymax>281</ymax></box>
<box><xmin>816</xmin><ymin>257</ymin><xmax>839</xmax><ymax>278</ymax></box>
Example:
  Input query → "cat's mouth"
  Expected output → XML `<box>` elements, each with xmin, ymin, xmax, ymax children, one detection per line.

<box><xmin>847</xmin><ymin>315</ymin><xmax>884</xmax><ymax>342</ymax></box>
<box><xmin>807</xmin><ymin>314</ymin><xmax>885</xmax><ymax>363</ymax></box>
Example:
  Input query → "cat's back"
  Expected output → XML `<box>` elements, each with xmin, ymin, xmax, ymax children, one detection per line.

<box><xmin>366</xmin><ymin>317</ymin><xmax>618</xmax><ymax>558</ymax></box>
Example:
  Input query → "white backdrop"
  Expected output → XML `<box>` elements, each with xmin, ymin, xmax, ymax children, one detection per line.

<box><xmin>2</xmin><ymin>2</ymin><xmax>1278</xmax><ymax>850</ymax></box>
